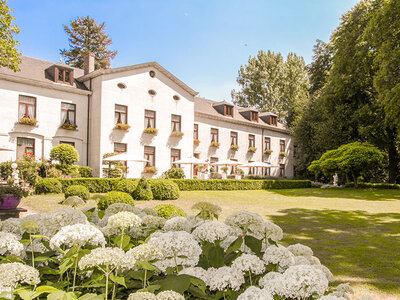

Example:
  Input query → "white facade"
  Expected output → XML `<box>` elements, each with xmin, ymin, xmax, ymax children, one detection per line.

<box><xmin>0</xmin><ymin>56</ymin><xmax>294</xmax><ymax>178</ymax></box>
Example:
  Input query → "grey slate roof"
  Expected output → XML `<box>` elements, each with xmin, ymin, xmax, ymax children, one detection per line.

<box><xmin>0</xmin><ymin>56</ymin><xmax>88</xmax><ymax>91</ymax></box>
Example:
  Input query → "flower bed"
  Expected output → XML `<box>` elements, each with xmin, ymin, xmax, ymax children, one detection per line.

<box><xmin>18</xmin><ymin>117</ymin><xmax>38</xmax><ymax>126</ymax></box>
<box><xmin>0</xmin><ymin>203</ymin><xmax>354</xmax><ymax>299</ymax></box>
<box><xmin>115</xmin><ymin>123</ymin><xmax>131</xmax><ymax>131</ymax></box>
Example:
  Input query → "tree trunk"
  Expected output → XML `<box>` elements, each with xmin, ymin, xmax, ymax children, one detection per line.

<box><xmin>352</xmin><ymin>172</ymin><xmax>358</xmax><ymax>188</ymax></box>
<box><xmin>387</xmin><ymin>127</ymin><xmax>399</xmax><ymax>183</ymax></box>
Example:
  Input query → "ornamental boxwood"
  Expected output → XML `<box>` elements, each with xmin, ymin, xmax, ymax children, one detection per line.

<box><xmin>64</xmin><ymin>185</ymin><xmax>90</xmax><ymax>201</ymax></box>
<box><xmin>153</xmin><ymin>204</ymin><xmax>186</xmax><ymax>219</ymax></box>
<box><xmin>132</xmin><ymin>178</ymin><xmax>153</xmax><ymax>200</ymax></box>
<box><xmin>151</xmin><ymin>180</ymin><xmax>180</xmax><ymax>200</ymax></box>
<box><xmin>35</xmin><ymin>178</ymin><xmax>62</xmax><ymax>194</ymax></box>
<box><xmin>114</xmin><ymin>179</ymin><xmax>138</xmax><ymax>195</ymax></box>
<box><xmin>97</xmin><ymin>191</ymin><xmax>135</xmax><ymax>210</ymax></box>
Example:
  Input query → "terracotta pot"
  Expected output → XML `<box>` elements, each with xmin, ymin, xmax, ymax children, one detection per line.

<box><xmin>0</xmin><ymin>194</ymin><xmax>22</xmax><ymax>210</ymax></box>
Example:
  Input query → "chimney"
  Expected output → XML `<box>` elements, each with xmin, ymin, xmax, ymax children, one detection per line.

<box><xmin>83</xmin><ymin>52</ymin><xmax>95</xmax><ymax>75</ymax></box>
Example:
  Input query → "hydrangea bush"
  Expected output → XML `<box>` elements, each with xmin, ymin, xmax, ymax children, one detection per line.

<box><xmin>0</xmin><ymin>202</ymin><xmax>364</xmax><ymax>300</ymax></box>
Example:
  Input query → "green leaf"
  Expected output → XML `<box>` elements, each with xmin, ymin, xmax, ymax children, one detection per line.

<box><xmin>136</xmin><ymin>261</ymin><xmax>158</xmax><ymax>271</ymax></box>
<box><xmin>189</xmin><ymin>276</ymin><xmax>206</xmax><ymax>292</ymax></box>
<box><xmin>208</xmin><ymin>245</ymin><xmax>225</xmax><ymax>268</ymax></box>
<box><xmin>16</xmin><ymin>290</ymin><xmax>42</xmax><ymax>300</ymax></box>
<box><xmin>78</xmin><ymin>294</ymin><xmax>105</xmax><ymax>300</ymax></box>
<box><xmin>157</xmin><ymin>275</ymin><xmax>191</xmax><ymax>294</ymax></box>
<box><xmin>110</xmin><ymin>275</ymin><xmax>126</xmax><ymax>288</ymax></box>
<box><xmin>226</xmin><ymin>237</ymin><xmax>243</xmax><ymax>254</ymax></box>
<box><xmin>136</xmin><ymin>284</ymin><xmax>161</xmax><ymax>293</ymax></box>
<box><xmin>244</xmin><ymin>235</ymin><xmax>262</xmax><ymax>256</ymax></box>
<box><xmin>36</xmin><ymin>286</ymin><xmax>60</xmax><ymax>294</ymax></box>
<box><xmin>47</xmin><ymin>291</ymin><xmax>78</xmax><ymax>300</ymax></box>
<box><xmin>114</xmin><ymin>235</ymin><xmax>130</xmax><ymax>250</ymax></box>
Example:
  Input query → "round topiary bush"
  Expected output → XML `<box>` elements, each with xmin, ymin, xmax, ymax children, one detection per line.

<box><xmin>64</xmin><ymin>185</ymin><xmax>90</xmax><ymax>200</ymax></box>
<box><xmin>151</xmin><ymin>180</ymin><xmax>180</xmax><ymax>200</ymax></box>
<box><xmin>61</xmin><ymin>196</ymin><xmax>85</xmax><ymax>207</ymax></box>
<box><xmin>35</xmin><ymin>178</ymin><xmax>62</xmax><ymax>194</ymax></box>
<box><xmin>50</xmin><ymin>144</ymin><xmax>79</xmax><ymax>165</ymax></box>
<box><xmin>153</xmin><ymin>204</ymin><xmax>186</xmax><ymax>219</ymax></box>
<box><xmin>162</xmin><ymin>167</ymin><xmax>185</xmax><ymax>179</ymax></box>
<box><xmin>132</xmin><ymin>178</ymin><xmax>153</xmax><ymax>200</ymax></box>
<box><xmin>78</xmin><ymin>166</ymin><xmax>93</xmax><ymax>178</ymax></box>
<box><xmin>114</xmin><ymin>179</ymin><xmax>138</xmax><ymax>195</ymax></box>
<box><xmin>97</xmin><ymin>191</ymin><xmax>135</xmax><ymax>210</ymax></box>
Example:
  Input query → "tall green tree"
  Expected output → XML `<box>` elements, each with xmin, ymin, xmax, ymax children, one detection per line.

<box><xmin>231</xmin><ymin>50</ymin><xmax>309</xmax><ymax>127</ymax></box>
<box><xmin>0</xmin><ymin>0</ymin><xmax>21</xmax><ymax>71</ymax></box>
<box><xmin>60</xmin><ymin>16</ymin><xmax>117</xmax><ymax>69</ymax></box>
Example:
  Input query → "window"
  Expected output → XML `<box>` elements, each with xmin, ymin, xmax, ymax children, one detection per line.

<box><xmin>115</xmin><ymin>105</ymin><xmax>128</xmax><ymax>124</ymax></box>
<box><xmin>250</xmin><ymin>111</ymin><xmax>258</xmax><ymax>122</ymax></box>
<box><xmin>171</xmin><ymin>148</ymin><xmax>181</xmax><ymax>167</ymax></box>
<box><xmin>171</xmin><ymin>114</ymin><xmax>182</xmax><ymax>132</ymax></box>
<box><xmin>225</xmin><ymin>105</ymin><xmax>233</xmax><ymax>117</ymax></box>
<box><xmin>144</xmin><ymin>146</ymin><xmax>155</xmax><ymax>167</ymax></box>
<box><xmin>249</xmin><ymin>134</ymin><xmax>255</xmax><ymax>147</ymax></box>
<box><xmin>194</xmin><ymin>124</ymin><xmax>199</xmax><ymax>139</ymax></box>
<box><xmin>144</xmin><ymin>110</ymin><xmax>156</xmax><ymax>128</ymax></box>
<box><xmin>60</xmin><ymin>141</ymin><xmax>75</xmax><ymax>147</ymax></box>
<box><xmin>264</xmin><ymin>137</ymin><xmax>271</xmax><ymax>150</ymax></box>
<box><xmin>280</xmin><ymin>140</ymin><xmax>286</xmax><ymax>152</ymax></box>
<box><xmin>210</xmin><ymin>157</ymin><xmax>219</xmax><ymax>172</ymax></box>
<box><xmin>61</xmin><ymin>102</ymin><xmax>76</xmax><ymax>125</ymax></box>
<box><xmin>56</xmin><ymin>68</ymin><xmax>73</xmax><ymax>85</ymax></box>
<box><xmin>231</xmin><ymin>131</ymin><xmax>238</xmax><ymax>145</ymax></box>
<box><xmin>18</xmin><ymin>95</ymin><xmax>36</xmax><ymax>119</ymax></box>
<box><xmin>16</xmin><ymin>137</ymin><xmax>35</xmax><ymax>160</ymax></box>
<box><xmin>280</xmin><ymin>164</ymin><xmax>285</xmax><ymax>177</ymax></box>
<box><xmin>114</xmin><ymin>143</ymin><xmax>127</xmax><ymax>153</ymax></box>
<box><xmin>211</xmin><ymin>128</ymin><xmax>219</xmax><ymax>142</ymax></box>
<box><xmin>271</xmin><ymin>116</ymin><xmax>278</xmax><ymax>126</ymax></box>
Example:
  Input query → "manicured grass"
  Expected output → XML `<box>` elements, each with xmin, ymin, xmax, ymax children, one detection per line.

<box><xmin>21</xmin><ymin>188</ymin><xmax>400</xmax><ymax>298</ymax></box>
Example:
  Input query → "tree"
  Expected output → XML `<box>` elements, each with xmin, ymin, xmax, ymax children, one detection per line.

<box><xmin>60</xmin><ymin>16</ymin><xmax>117</xmax><ymax>69</ymax></box>
<box><xmin>0</xmin><ymin>0</ymin><xmax>21</xmax><ymax>71</ymax></box>
<box><xmin>50</xmin><ymin>144</ymin><xmax>79</xmax><ymax>165</ymax></box>
<box><xmin>231</xmin><ymin>50</ymin><xmax>310</xmax><ymax>127</ymax></box>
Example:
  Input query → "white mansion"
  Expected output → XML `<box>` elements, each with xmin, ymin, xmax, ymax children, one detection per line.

<box><xmin>0</xmin><ymin>54</ymin><xmax>294</xmax><ymax>178</ymax></box>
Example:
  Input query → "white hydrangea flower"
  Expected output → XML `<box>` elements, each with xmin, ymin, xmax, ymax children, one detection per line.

<box><xmin>225</xmin><ymin>211</ymin><xmax>264</xmax><ymax>237</ymax></box>
<box><xmin>314</xmin><ymin>264</ymin><xmax>334</xmax><ymax>282</ymax></box>
<box><xmin>0</xmin><ymin>218</ymin><xmax>24</xmax><ymax>238</ymax></box>
<box><xmin>293</xmin><ymin>255</ymin><xmax>311</xmax><ymax>266</ymax></box>
<box><xmin>263</xmin><ymin>245</ymin><xmax>296</xmax><ymax>269</ymax></box>
<box><xmin>185</xmin><ymin>215</ymin><xmax>205</xmax><ymax>230</ymax></box>
<box><xmin>237</xmin><ymin>286</ymin><xmax>273</xmax><ymax>300</ymax></box>
<box><xmin>126</xmin><ymin>243</ymin><xmax>163</xmax><ymax>262</ymax></box>
<box><xmin>0</xmin><ymin>263</ymin><xmax>40</xmax><ymax>287</ymax></box>
<box><xmin>78</xmin><ymin>247</ymin><xmax>136</xmax><ymax>271</ymax></box>
<box><xmin>148</xmin><ymin>231</ymin><xmax>201</xmax><ymax>273</ymax></box>
<box><xmin>0</xmin><ymin>285</ymin><xmax>12</xmax><ymax>299</ymax></box>
<box><xmin>179</xmin><ymin>267</ymin><xmax>208</xmax><ymax>283</ymax></box>
<box><xmin>259</xmin><ymin>272</ymin><xmax>284</xmax><ymax>295</ymax></box>
<box><xmin>163</xmin><ymin>216</ymin><xmax>191</xmax><ymax>232</ymax></box>
<box><xmin>81</xmin><ymin>207</ymin><xmax>100</xmax><ymax>224</ymax></box>
<box><xmin>318</xmin><ymin>296</ymin><xmax>347</xmax><ymax>300</ymax></box>
<box><xmin>335</xmin><ymin>283</ymin><xmax>354</xmax><ymax>295</ymax></box>
<box><xmin>0</xmin><ymin>232</ymin><xmax>25</xmax><ymax>257</ymax></box>
<box><xmin>287</xmin><ymin>243</ymin><xmax>313</xmax><ymax>257</ymax></box>
<box><xmin>206</xmin><ymin>266</ymin><xmax>245</xmax><ymax>291</ymax></box>
<box><xmin>105</xmin><ymin>203</ymin><xmax>136</xmax><ymax>215</ymax></box>
<box><xmin>192</xmin><ymin>221</ymin><xmax>234</xmax><ymax>243</ymax></box>
<box><xmin>275</xmin><ymin>265</ymin><xmax>329</xmax><ymax>299</ymax></box>
<box><xmin>49</xmin><ymin>223</ymin><xmax>106</xmax><ymax>250</ymax></box>
<box><xmin>100</xmin><ymin>225</ymin><xmax>120</xmax><ymax>237</ymax></box>
<box><xmin>142</xmin><ymin>215</ymin><xmax>165</xmax><ymax>229</ymax></box>
<box><xmin>141</xmin><ymin>207</ymin><xmax>158</xmax><ymax>216</ymax></box>
<box><xmin>107</xmin><ymin>211</ymin><xmax>142</xmax><ymax>230</ymax></box>
<box><xmin>156</xmin><ymin>290</ymin><xmax>184</xmax><ymax>300</ymax></box>
<box><xmin>220</xmin><ymin>235</ymin><xmax>239</xmax><ymax>251</ymax></box>
<box><xmin>231</xmin><ymin>253</ymin><xmax>265</xmax><ymax>275</ymax></box>
<box><xmin>263</xmin><ymin>221</ymin><xmax>283</xmax><ymax>242</ymax></box>
<box><xmin>127</xmin><ymin>291</ymin><xmax>157</xmax><ymax>300</ymax></box>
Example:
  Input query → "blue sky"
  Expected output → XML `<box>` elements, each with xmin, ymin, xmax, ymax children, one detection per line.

<box><xmin>9</xmin><ymin>0</ymin><xmax>359</xmax><ymax>101</ymax></box>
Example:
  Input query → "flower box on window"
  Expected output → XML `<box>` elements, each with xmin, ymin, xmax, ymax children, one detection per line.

<box><xmin>115</xmin><ymin>123</ymin><xmax>130</xmax><ymax>131</ymax></box>
<box><xmin>143</xmin><ymin>128</ymin><xmax>158</xmax><ymax>135</ymax></box>
<box><xmin>210</xmin><ymin>141</ymin><xmax>220</xmax><ymax>148</ymax></box>
<box><xmin>171</xmin><ymin>131</ymin><xmax>184</xmax><ymax>137</ymax></box>
<box><xmin>18</xmin><ymin>117</ymin><xmax>38</xmax><ymax>126</ymax></box>
<box><xmin>264</xmin><ymin>149</ymin><xmax>273</xmax><ymax>155</ymax></box>
<box><xmin>279</xmin><ymin>151</ymin><xmax>287</xmax><ymax>157</ymax></box>
<box><xmin>248</xmin><ymin>147</ymin><xmax>257</xmax><ymax>153</ymax></box>
<box><xmin>143</xmin><ymin>166</ymin><xmax>158</xmax><ymax>174</ymax></box>
<box><xmin>60</xmin><ymin>121</ymin><xmax>78</xmax><ymax>130</ymax></box>
<box><xmin>230</xmin><ymin>145</ymin><xmax>239</xmax><ymax>151</ymax></box>
<box><xmin>193</xmin><ymin>138</ymin><xmax>200</xmax><ymax>145</ymax></box>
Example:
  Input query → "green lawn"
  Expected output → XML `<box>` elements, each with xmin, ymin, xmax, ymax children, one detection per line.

<box><xmin>21</xmin><ymin>188</ymin><xmax>400</xmax><ymax>299</ymax></box>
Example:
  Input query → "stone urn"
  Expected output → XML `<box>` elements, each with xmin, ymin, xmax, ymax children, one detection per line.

<box><xmin>0</xmin><ymin>194</ymin><xmax>22</xmax><ymax>210</ymax></box>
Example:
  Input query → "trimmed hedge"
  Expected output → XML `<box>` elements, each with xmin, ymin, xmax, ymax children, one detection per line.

<box><xmin>132</xmin><ymin>178</ymin><xmax>153</xmax><ymax>200</ymax></box>
<box><xmin>35</xmin><ymin>178</ymin><xmax>63</xmax><ymax>194</ymax></box>
<box><xmin>151</xmin><ymin>180</ymin><xmax>180</xmax><ymax>200</ymax></box>
<box><xmin>47</xmin><ymin>178</ymin><xmax>311</xmax><ymax>194</ymax></box>
<box><xmin>345</xmin><ymin>182</ymin><xmax>400</xmax><ymax>189</ymax></box>
<box><xmin>64</xmin><ymin>185</ymin><xmax>90</xmax><ymax>200</ymax></box>
<box><xmin>98</xmin><ymin>191</ymin><xmax>135</xmax><ymax>210</ymax></box>
<box><xmin>114</xmin><ymin>179</ymin><xmax>138</xmax><ymax>194</ymax></box>
<box><xmin>78</xmin><ymin>166</ymin><xmax>93</xmax><ymax>178</ymax></box>
<box><xmin>153</xmin><ymin>204</ymin><xmax>186</xmax><ymax>219</ymax></box>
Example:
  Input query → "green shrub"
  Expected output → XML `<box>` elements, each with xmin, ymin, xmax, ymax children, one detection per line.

<box><xmin>64</xmin><ymin>185</ymin><xmax>90</xmax><ymax>200</ymax></box>
<box><xmin>0</xmin><ymin>161</ymin><xmax>12</xmax><ymax>180</ymax></box>
<box><xmin>35</xmin><ymin>178</ymin><xmax>62</xmax><ymax>194</ymax></box>
<box><xmin>114</xmin><ymin>179</ymin><xmax>138</xmax><ymax>195</ymax></box>
<box><xmin>261</xmin><ymin>180</ymin><xmax>312</xmax><ymax>189</ymax></box>
<box><xmin>50</xmin><ymin>144</ymin><xmax>79</xmax><ymax>165</ymax></box>
<box><xmin>97</xmin><ymin>191</ymin><xmax>135</xmax><ymax>210</ymax></box>
<box><xmin>151</xmin><ymin>180</ymin><xmax>180</xmax><ymax>200</ymax></box>
<box><xmin>56</xmin><ymin>164</ymin><xmax>80</xmax><ymax>177</ymax></box>
<box><xmin>153</xmin><ymin>204</ymin><xmax>186</xmax><ymax>219</ymax></box>
<box><xmin>345</xmin><ymin>182</ymin><xmax>400</xmax><ymax>189</ymax></box>
<box><xmin>132</xmin><ymin>178</ymin><xmax>153</xmax><ymax>200</ymax></box>
<box><xmin>102</xmin><ymin>167</ymin><xmax>124</xmax><ymax>178</ymax></box>
<box><xmin>59</xmin><ymin>178</ymin><xmax>122</xmax><ymax>193</ymax></box>
<box><xmin>78</xmin><ymin>166</ymin><xmax>93</xmax><ymax>178</ymax></box>
<box><xmin>0</xmin><ymin>185</ymin><xmax>29</xmax><ymax>197</ymax></box>
<box><xmin>61</xmin><ymin>196</ymin><xmax>85</xmax><ymax>207</ymax></box>
<box><xmin>47</xmin><ymin>167</ymin><xmax>62</xmax><ymax>178</ymax></box>
<box><xmin>162</xmin><ymin>168</ymin><xmax>185</xmax><ymax>179</ymax></box>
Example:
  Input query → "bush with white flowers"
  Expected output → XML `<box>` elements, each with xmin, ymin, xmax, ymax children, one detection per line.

<box><xmin>0</xmin><ymin>202</ymin><xmax>368</xmax><ymax>300</ymax></box>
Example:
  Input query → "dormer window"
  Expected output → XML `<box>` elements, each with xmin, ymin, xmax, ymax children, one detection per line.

<box><xmin>270</xmin><ymin>116</ymin><xmax>278</xmax><ymax>126</ymax></box>
<box><xmin>224</xmin><ymin>105</ymin><xmax>234</xmax><ymax>117</ymax></box>
<box><xmin>56</xmin><ymin>67</ymin><xmax>73</xmax><ymax>85</ymax></box>
<box><xmin>250</xmin><ymin>111</ymin><xmax>258</xmax><ymax>122</ymax></box>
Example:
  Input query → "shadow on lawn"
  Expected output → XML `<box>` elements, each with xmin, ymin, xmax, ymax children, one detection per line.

<box><xmin>270</xmin><ymin>208</ymin><xmax>400</xmax><ymax>293</ymax></box>
<box><xmin>271</xmin><ymin>188</ymin><xmax>400</xmax><ymax>201</ymax></box>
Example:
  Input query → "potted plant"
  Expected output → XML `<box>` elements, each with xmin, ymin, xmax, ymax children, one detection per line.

<box><xmin>194</xmin><ymin>138</ymin><xmax>200</xmax><ymax>145</ymax></box>
<box><xmin>0</xmin><ymin>185</ymin><xmax>28</xmax><ymax>210</ymax></box>
<box><xmin>60</xmin><ymin>121</ymin><xmax>78</xmax><ymax>130</ymax></box>
<box><xmin>115</xmin><ymin>123</ymin><xmax>131</xmax><ymax>131</ymax></box>
<box><xmin>279</xmin><ymin>151</ymin><xmax>287</xmax><ymax>157</ymax></box>
<box><xmin>264</xmin><ymin>149</ymin><xmax>273</xmax><ymax>155</ymax></box>
<box><xmin>230</xmin><ymin>145</ymin><xmax>239</xmax><ymax>151</ymax></box>
<box><xmin>18</xmin><ymin>117</ymin><xmax>38</xmax><ymax>126</ymax></box>
<box><xmin>248</xmin><ymin>147</ymin><xmax>257</xmax><ymax>153</ymax></box>
<box><xmin>221</xmin><ymin>166</ymin><xmax>229</xmax><ymax>173</ymax></box>
<box><xmin>171</xmin><ymin>131</ymin><xmax>184</xmax><ymax>137</ymax></box>
<box><xmin>143</xmin><ymin>166</ymin><xmax>158</xmax><ymax>174</ymax></box>
<box><xmin>143</xmin><ymin>128</ymin><xmax>158</xmax><ymax>135</ymax></box>
<box><xmin>210</xmin><ymin>141</ymin><xmax>220</xmax><ymax>148</ymax></box>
